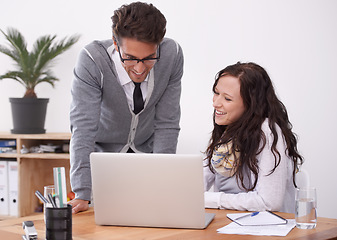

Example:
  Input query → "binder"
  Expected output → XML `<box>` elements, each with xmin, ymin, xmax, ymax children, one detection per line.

<box><xmin>0</xmin><ymin>140</ymin><xmax>16</xmax><ymax>148</ymax></box>
<box><xmin>8</xmin><ymin>161</ymin><xmax>18</xmax><ymax>216</ymax></box>
<box><xmin>0</xmin><ymin>160</ymin><xmax>9</xmax><ymax>215</ymax></box>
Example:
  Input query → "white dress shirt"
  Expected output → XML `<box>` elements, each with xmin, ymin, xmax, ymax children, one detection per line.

<box><xmin>108</xmin><ymin>45</ymin><xmax>148</xmax><ymax>111</ymax></box>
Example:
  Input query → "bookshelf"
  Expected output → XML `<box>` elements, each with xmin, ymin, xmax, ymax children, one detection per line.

<box><xmin>0</xmin><ymin>132</ymin><xmax>71</xmax><ymax>217</ymax></box>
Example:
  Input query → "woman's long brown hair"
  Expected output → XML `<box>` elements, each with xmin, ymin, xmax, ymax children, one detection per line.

<box><xmin>205</xmin><ymin>62</ymin><xmax>303</xmax><ymax>191</ymax></box>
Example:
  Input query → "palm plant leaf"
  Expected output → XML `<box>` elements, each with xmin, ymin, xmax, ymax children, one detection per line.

<box><xmin>0</xmin><ymin>28</ymin><xmax>28</xmax><ymax>65</ymax></box>
<box><xmin>32</xmin><ymin>34</ymin><xmax>80</xmax><ymax>78</ymax></box>
<box><xmin>0</xmin><ymin>44</ymin><xmax>18</xmax><ymax>61</ymax></box>
<box><xmin>0</xmin><ymin>27</ymin><xmax>80</xmax><ymax>98</ymax></box>
<box><xmin>32</xmin><ymin>35</ymin><xmax>57</xmax><ymax>75</ymax></box>
<box><xmin>0</xmin><ymin>71</ymin><xmax>27</xmax><ymax>87</ymax></box>
<box><xmin>36</xmin><ymin>76</ymin><xmax>59</xmax><ymax>87</ymax></box>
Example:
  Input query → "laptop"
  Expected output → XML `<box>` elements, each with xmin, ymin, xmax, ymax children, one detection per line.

<box><xmin>90</xmin><ymin>152</ymin><xmax>215</xmax><ymax>229</ymax></box>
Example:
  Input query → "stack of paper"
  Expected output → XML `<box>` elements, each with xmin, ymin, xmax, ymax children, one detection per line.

<box><xmin>218</xmin><ymin>211</ymin><xmax>296</xmax><ymax>236</ymax></box>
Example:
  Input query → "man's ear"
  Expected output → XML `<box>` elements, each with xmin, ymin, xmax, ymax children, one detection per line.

<box><xmin>113</xmin><ymin>36</ymin><xmax>118</xmax><ymax>51</ymax></box>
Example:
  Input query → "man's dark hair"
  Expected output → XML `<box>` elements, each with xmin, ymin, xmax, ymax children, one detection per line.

<box><xmin>112</xmin><ymin>2</ymin><xmax>166</xmax><ymax>45</ymax></box>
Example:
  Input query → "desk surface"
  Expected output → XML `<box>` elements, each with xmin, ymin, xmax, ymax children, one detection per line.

<box><xmin>1</xmin><ymin>208</ymin><xmax>337</xmax><ymax>240</ymax></box>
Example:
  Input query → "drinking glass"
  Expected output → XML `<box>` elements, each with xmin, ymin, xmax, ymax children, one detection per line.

<box><xmin>295</xmin><ymin>187</ymin><xmax>317</xmax><ymax>229</ymax></box>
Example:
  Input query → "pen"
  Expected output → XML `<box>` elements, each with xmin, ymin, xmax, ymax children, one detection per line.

<box><xmin>235</xmin><ymin>212</ymin><xmax>260</xmax><ymax>221</ymax></box>
<box><xmin>47</xmin><ymin>193</ymin><xmax>57</xmax><ymax>208</ymax></box>
<box><xmin>35</xmin><ymin>190</ymin><xmax>49</xmax><ymax>204</ymax></box>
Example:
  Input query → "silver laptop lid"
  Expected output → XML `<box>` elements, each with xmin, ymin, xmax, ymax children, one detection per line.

<box><xmin>90</xmin><ymin>153</ymin><xmax>213</xmax><ymax>229</ymax></box>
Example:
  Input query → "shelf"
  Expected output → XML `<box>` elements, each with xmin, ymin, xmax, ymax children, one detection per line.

<box><xmin>1</xmin><ymin>153</ymin><xmax>70</xmax><ymax>160</ymax></box>
<box><xmin>0</xmin><ymin>132</ymin><xmax>71</xmax><ymax>140</ymax></box>
<box><xmin>0</xmin><ymin>153</ymin><xmax>18</xmax><ymax>158</ymax></box>
<box><xmin>19</xmin><ymin>153</ymin><xmax>70</xmax><ymax>160</ymax></box>
<box><xmin>0</xmin><ymin>132</ymin><xmax>71</xmax><ymax>217</ymax></box>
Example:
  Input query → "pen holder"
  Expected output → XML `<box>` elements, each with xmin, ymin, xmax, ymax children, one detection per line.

<box><xmin>45</xmin><ymin>204</ymin><xmax>72</xmax><ymax>240</ymax></box>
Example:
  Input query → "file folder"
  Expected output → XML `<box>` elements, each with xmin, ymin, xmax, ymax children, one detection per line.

<box><xmin>0</xmin><ymin>160</ymin><xmax>9</xmax><ymax>215</ymax></box>
<box><xmin>8</xmin><ymin>161</ymin><xmax>18</xmax><ymax>216</ymax></box>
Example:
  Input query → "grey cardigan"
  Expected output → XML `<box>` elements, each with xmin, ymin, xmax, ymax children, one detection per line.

<box><xmin>70</xmin><ymin>38</ymin><xmax>184</xmax><ymax>201</ymax></box>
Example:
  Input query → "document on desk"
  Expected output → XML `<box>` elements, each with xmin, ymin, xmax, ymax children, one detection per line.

<box><xmin>227</xmin><ymin>211</ymin><xmax>287</xmax><ymax>226</ymax></box>
<box><xmin>217</xmin><ymin>218</ymin><xmax>296</xmax><ymax>236</ymax></box>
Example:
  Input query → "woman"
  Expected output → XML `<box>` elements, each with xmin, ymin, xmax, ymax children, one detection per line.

<box><xmin>204</xmin><ymin>62</ymin><xmax>303</xmax><ymax>213</ymax></box>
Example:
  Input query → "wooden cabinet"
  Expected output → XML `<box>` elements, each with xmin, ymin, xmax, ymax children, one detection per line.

<box><xmin>0</xmin><ymin>132</ymin><xmax>71</xmax><ymax>217</ymax></box>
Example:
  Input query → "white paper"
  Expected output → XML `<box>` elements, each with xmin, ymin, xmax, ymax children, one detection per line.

<box><xmin>217</xmin><ymin>219</ymin><xmax>296</xmax><ymax>236</ymax></box>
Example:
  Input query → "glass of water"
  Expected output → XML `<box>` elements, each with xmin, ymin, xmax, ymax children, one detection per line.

<box><xmin>295</xmin><ymin>187</ymin><xmax>317</xmax><ymax>229</ymax></box>
<box><xmin>44</xmin><ymin>185</ymin><xmax>55</xmax><ymax>222</ymax></box>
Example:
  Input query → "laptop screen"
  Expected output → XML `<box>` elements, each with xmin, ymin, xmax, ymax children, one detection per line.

<box><xmin>90</xmin><ymin>153</ymin><xmax>214</xmax><ymax>229</ymax></box>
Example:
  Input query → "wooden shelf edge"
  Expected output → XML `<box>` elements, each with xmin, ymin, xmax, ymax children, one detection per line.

<box><xmin>19</xmin><ymin>153</ymin><xmax>70</xmax><ymax>160</ymax></box>
<box><xmin>0</xmin><ymin>153</ymin><xmax>18</xmax><ymax>159</ymax></box>
<box><xmin>1</xmin><ymin>153</ymin><xmax>70</xmax><ymax>160</ymax></box>
<box><xmin>0</xmin><ymin>132</ymin><xmax>71</xmax><ymax>140</ymax></box>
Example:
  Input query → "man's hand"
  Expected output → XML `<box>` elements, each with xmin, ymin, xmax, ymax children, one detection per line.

<box><xmin>68</xmin><ymin>199</ymin><xmax>89</xmax><ymax>214</ymax></box>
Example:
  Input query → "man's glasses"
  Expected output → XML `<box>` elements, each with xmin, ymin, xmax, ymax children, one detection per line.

<box><xmin>117</xmin><ymin>45</ymin><xmax>160</xmax><ymax>67</ymax></box>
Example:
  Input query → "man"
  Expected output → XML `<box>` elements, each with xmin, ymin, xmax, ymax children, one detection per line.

<box><xmin>69</xmin><ymin>2</ymin><xmax>183</xmax><ymax>213</ymax></box>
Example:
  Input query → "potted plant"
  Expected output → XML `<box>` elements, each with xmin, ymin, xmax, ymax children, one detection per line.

<box><xmin>0</xmin><ymin>27</ymin><xmax>80</xmax><ymax>134</ymax></box>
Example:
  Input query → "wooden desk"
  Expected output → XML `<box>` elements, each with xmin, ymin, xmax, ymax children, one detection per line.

<box><xmin>1</xmin><ymin>208</ymin><xmax>337</xmax><ymax>239</ymax></box>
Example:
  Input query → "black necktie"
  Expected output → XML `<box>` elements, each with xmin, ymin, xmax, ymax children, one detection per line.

<box><xmin>133</xmin><ymin>82</ymin><xmax>144</xmax><ymax>114</ymax></box>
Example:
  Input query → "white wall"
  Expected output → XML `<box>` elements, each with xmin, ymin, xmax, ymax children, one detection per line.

<box><xmin>0</xmin><ymin>0</ymin><xmax>336</xmax><ymax>218</ymax></box>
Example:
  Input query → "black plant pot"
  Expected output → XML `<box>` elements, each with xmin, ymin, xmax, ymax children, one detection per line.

<box><xmin>9</xmin><ymin>98</ymin><xmax>49</xmax><ymax>134</ymax></box>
